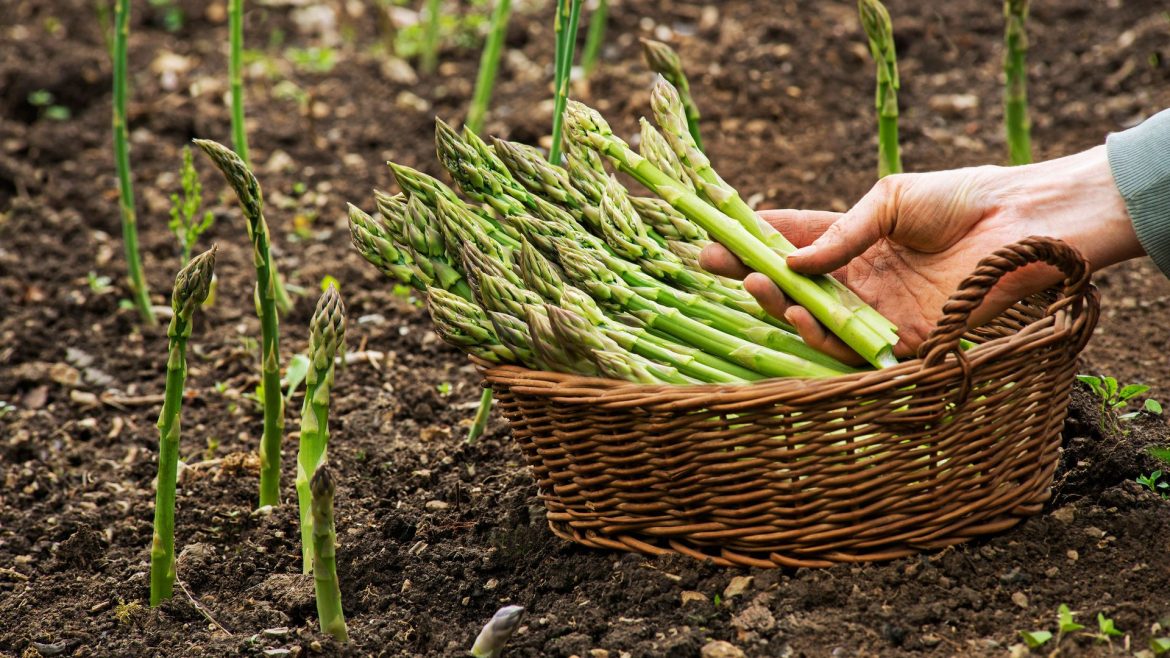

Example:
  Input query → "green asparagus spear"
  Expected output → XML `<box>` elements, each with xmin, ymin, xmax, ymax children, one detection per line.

<box><xmin>858</xmin><ymin>0</ymin><xmax>902</xmax><ymax>177</ymax></box>
<box><xmin>1003</xmin><ymin>0</ymin><xmax>1032</xmax><ymax>165</ymax></box>
<box><xmin>347</xmin><ymin>203</ymin><xmax>430</xmax><ymax>290</ymax></box>
<box><xmin>466</xmin><ymin>0</ymin><xmax>512</xmax><ymax>133</ymax></box>
<box><xmin>194</xmin><ymin>139</ymin><xmax>286</xmax><ymax>506</ymax></box>
<box><xmin>113</xmin><ymin>0</ymin><xmax>156</xmax><ymax>325</ymax></box>
<box><xmin>640</xmin><ymin>38</ymin><xmax>703</xmax><ymax>150</ymax></box>
<box><xmin>309</xmin><ymin>465</ymin><xmax>348</xmax><ymax>642</ymax></box>
<box><xmin>471</xmin><ymin>605</ymin><xmax>525</xmax><ymax>658</ymax></box>
<box><xmin>150</xmin><ymin>246</ymin><xmax>217</xmax><ymax>606</ymax></box>
<box><xmin>296</xmin><ymin>285</ymin><xmax>346</xmax><ymax>574</ymax></box>
<box><xmin>427</xmin><ymin>287</ymin><xmax>517</xmax><ymax>364</ymax></box>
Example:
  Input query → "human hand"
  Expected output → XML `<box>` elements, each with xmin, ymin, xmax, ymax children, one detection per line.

<box><xmin>701</xmin><ymin>146</ymin><xmax>1141</xmax><ymax>364</ymax></box>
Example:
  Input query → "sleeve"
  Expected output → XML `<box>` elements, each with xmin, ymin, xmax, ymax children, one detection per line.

<box><xmin>1107</xmin><ymin>109</ymin><xmax>1170</xmax><ymax>277</ymax></box>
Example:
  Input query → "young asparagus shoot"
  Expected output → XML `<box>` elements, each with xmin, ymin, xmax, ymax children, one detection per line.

<box><xmin>640</xmin><ymin>39</ymin><xmax>702</xmax><ymax>151</ymax></box>
<box><xmin>466</xmin><ymin>387</ymin><xmax>493</xmax><ymax>443</ymax></box>
<box><xmin>566</xmin><ymin>100</ymin><xmax>898</xmax><ymax>368</ymax></box>
<box><xmin>112</xmin><ymin>0</ymin><xmax>156</xmax><ymax>325</ymax></box>
<box><xmin>309</xmin><ymin>465</ymin><xmax>348</xmax><ymax>643</ymax></box>
<box><xmin>581</xmin><ymin>0</ymin><xmax>608</xmax><ymax>77</ymax></box>
<box><xmin>229</xmin><ymin>0</ymin><xmax>248</xmax><ymax>164</ymax></box>
<box><xmin>549</xmin><ymin>0</ymin><xmax>584</xmax><ymax>163</ymax></box>
<box><xmin>169</xmin><ymin>145</ymin><xmax>216</xmax><ymax>263</ymax></box>
<box><xmin>150</xmin><ymin>246</ymin><xmax>217</xmax><ymax>606</ymax></box>
<box><xmin>1003</xmin><ymin>0</ymin><xmax>1032</xmax><ymax>165</ymax></box>
<box><xmin>421</xmin><ymin>0</ymin><xmax>442</xmax><ymax>74</ymax></box>
<box><xmin>297</xmin><ymin>285</ymin><xmax>346</xmax><ymax>573</ymax></box>
<box><xmin>858</xmin><ymin>0</ymin><xmax>902</xmax><ymax>177</ymax></box>
<box><xmin>466</xmin><ymin>0</ymin><xmax>512</xmax><ymax>133</ymax></box>
<box><xmin>194</xmin><ymin>139</ymin><xmax>285</xmax><ymax>507</ymax></box>
<box><xmin>470</xmin><ymin>605</ymin><xmax>525</xmax><ymax>658</ymax></box>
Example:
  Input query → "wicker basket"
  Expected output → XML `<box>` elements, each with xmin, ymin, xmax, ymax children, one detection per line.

<box><xmin>476</xmin><ymin>236</ymin><xmax>1100</xmax><ymax>568</ymax></box>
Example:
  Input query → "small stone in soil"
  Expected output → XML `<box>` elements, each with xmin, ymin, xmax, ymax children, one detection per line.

<box><xmin>700</xmin><ymin>640</ymin><xmax>746</xmax><ymax>658</ymax></box>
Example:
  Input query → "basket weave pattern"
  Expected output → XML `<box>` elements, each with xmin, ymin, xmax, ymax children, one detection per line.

<box><xmin>478</xmin><ymin>237</ymin><xmax>1100</xmax><ymax>568</ymax></box>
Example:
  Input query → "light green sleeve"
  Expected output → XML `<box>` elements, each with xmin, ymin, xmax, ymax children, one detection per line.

<box><xmin>1107</xmin><ymin>109</ymin><xmax>1170</xmax><ymax>277</ymax></box>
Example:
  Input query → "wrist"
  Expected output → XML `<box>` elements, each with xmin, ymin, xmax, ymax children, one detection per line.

<box><xmin>1001</xmin><ymin>145</ymin><xmax>1142</xmax><ymax>271</ymax></box>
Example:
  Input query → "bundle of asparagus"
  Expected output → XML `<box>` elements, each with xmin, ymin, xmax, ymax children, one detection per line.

<box><xmin>349</xmin><ymin>80</ymin><xmax>900</xmax><ymax>385</ymax></box>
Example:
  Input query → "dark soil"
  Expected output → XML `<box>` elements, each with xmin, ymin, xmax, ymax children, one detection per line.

<box><xmin>2</xmin><ymin>0</ymin><xmax>1170</xmax><ymax>656</ymax></box>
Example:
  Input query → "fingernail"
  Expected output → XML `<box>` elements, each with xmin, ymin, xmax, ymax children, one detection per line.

<box><xmin>789</xmin><ymin>246</ymin><xmax>813</xmax><ymax>260</ymax></box>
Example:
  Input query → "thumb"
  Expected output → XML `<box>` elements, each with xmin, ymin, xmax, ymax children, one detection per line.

<box><xmin>786</xmin><ymin>175</ymin><xmax>902</xmax><ymax>275</ymax></box>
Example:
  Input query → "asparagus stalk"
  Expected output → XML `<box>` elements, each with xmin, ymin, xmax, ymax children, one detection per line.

<box><xmin>487</xmin><ymin>310</ymin><xmax>541</xmax><ymax>367</ymax></box>
<box><xmin>1003</xmin><ymin>0</ymin><xmax>1032</xmax><ymax>165</ymax></box>
<box><xmin>229</xmin><ymin>0</ymin><xmax>249</xmax><ymax>164</ymax></box>
<box><xmin>858</xmin><ymin>0</ymin><xmax>902</xmax><ymax>177</ymax></box>
<box><xmin>580</xmin><ymin>0</ymin><xmax>607</xmax><ymax>77</ymax></box>
<box><xmin>629</xmin><ymin>196</ymin><xmax>708</xmax><ymax>243</ymax></box>
<box><xmin>525</xmin><ymin>303</ymin><xmax>600</xmax><ymax>375</ymax></box>
<box><xmin>150</xmin><ymin>246</ymin><xmax>217</xmax><ymax>606</ymax></box>
<box><xmin>556</xmin><ymin>243</ymin><xmax>850</xmax><ymax>378</ymax></box>
<box><xmin>309</xmin><ymin>465</ymin><xmax>348</xmax><ymax>643</ymax></box>
<box><xmin>296</xmin><ymin>285</ymin><xmax>346</xmax><ymax>574</ymax></box>
<box><xmin>421</xmin><ymin>0</ymin><xmax>441</xmax><ymax>74</ymax></box>
<box><xmin>347</xmin><ymin>203</ymin><xmax>431</xmax><ymax>291</ymax></box>
<box><xmin>112</xmin><ymin>0</ymin><xmax>156</xmax><ymax>325</ymax></box>
<box><xmin>466</xmin><ymin>0</ymin><xmax>512</xmax><ymax>133</ymax></box>
<box><xmin>550</xmin><ymin>0</ymin><xmax>584</xmax><ymax>163</ymax></box>
<box><xmin>388</xmin><ymin>160</ymin><xmax>521</xmax><ymax>249</ymax></box>
<box><xmin>650</xmin><ymin>77</ymin><xmax>900</xmax><ymax>348</ymax></box>
<box><xmin>470</xmin><ymin>605</ymin><xmax>525</xmax><ymax>658</ymax></box>
<box><xmin>195</xmin><ymin>139</ymin><xmax>286</xmax><ymax>506</ymax></box>
<box><xmin>638</xmin><ymin>118</ymin><xmax>695</xmax><ymax>192</ymax></box>
<box><xmin>570</xmin><ymin>100</ymin><xmax>900</xmax><ymax>368</ymax></box>
<box><xmin>466</xmin><ymin>387</ymin><xmax>494</xmax><ymax>443</ymax></box>
<box><xmin>640</xmin><ymin>39</ymin><xmax>703</xmax><ymax>151</ymax></box>
<box><xmin>547</xmin><ymin>304</ymin><xmax>692</xmax><ymax>384</ymax></box>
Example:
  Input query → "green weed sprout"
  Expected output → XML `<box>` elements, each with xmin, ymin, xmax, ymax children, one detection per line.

<box><xmin>549</xmin><ymin>0</ymin><xmax>584</xmax><ymax>163</ymax></box>
<box><xmin>858</xmin><ymin>0</ymin><xmax>902</xmax><ymax>177</ymax></box>
<box><xmin>470</xmin><ymin>605</ymin><xmax>525</xmax><ymax>658</ymax></box>
<box><xmin>581</xmin><ymin>0</ymin><xmax>607</xmax><ymax>77</ymax></box>
<box><xmin>297</xmin><ymin>285</ymin><xmax>346</xmax><ymax>572</ymax></box>
<box><xmin>113</xmin><ymin>0</ymin><xmax>156</xmax><ymax>325</ymax></box>
<box><xmin>310</xmin><ymin>465</ymin><xmax>348</xmax><ymax>642</ymax></box>
<box><xmin>169</xmin><ymin>146</ymin><xmax>216</xmax><ymax>263</ymax></box>
<box><xmin>1076</xmin><ymin>374</ymin><xmax>1150</xmax><ymax>432</ymax></box>
<box><xmin>640</xmin><ymin>39</ymin><xmax>701</xmax><ymax>151</ymax></box>
<box><xmin>150</xmin><ymin>246</ymin><xmax>217</xmax><ymax>606</ymax></box>
<box><xmin>1004</xmin><ymin>0</ymin><xmax>1032</xmax><ymax>165</ymax></box>
<box><xmin>1135</xmin><ymin>470</ymin><xmax>1168</xmax><ymax>498</ymax></box>
<box><xmin>195</xmin><ymin>139</ymin><xmax>285</xmax><ymax>508</ymax></box>
<box><xmin>1093</xmin><ymin>613</ymin><xmax>1124</xmax><ymax>644</ymax></box>
<box><xmin>421</xmin><ymin>0</ymin><xmax>442</xmax><ymax>74</ymax></box>
<box><xmin>466</xmin><ymin>0</ymin><xmax>512</xmax><ymax>133</ymax></box>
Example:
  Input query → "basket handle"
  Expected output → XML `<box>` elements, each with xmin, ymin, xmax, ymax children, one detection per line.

<box><xmin>917</xmin><ymin>235</ymin><xmax>1092</xmax><ymax>370</ymax></box>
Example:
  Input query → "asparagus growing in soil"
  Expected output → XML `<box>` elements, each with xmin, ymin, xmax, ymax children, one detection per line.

<box><xmin>112</xmin><ymin>0</ymin><xmax>156</xmax><ymax>325</ymax></box>
<box><xmin>640</xmin><ymin>39</ymin><xmax>702</xmax><ymax>151</ymax></box>
<box><xmin>470</xmin><ymin>605</ymin><xmax>525</xmax><ymax>658</ymax></box>
<box><xmin>194</xmin><ymin>139</ymin><xmax>285</xmax><ymax>507</ymax></box>
<box><xmin>566</xmin><ymin>101</ymin><xmax>898</xmax><ymax>368</ymax></box>
<box><xmin>466</xmin><ymin>0</ymin><xmax>512</xmax><ymax>133</ymax></box>
<box><xmin>309</xmin><ymin>465</ymin><xmax>348</xmax><ymax>643</ymax></box>
<box><xmin>150</xmin><ymin>246</ymin><xmax>217</xmax><ymax>606</ymax></box>
<box><xmin>550</xmin><ymin>0</ymin><xmax>584</xmax><ymax>163</ymax></box>
<box><xmin>649</xmin><ymin>77</ymin><xmax>900</xmax><ymax>347</ymax></box>
<box><xmin>858</xmin><ymin>0</ymin><xmax>902</xmax><ymax>177</ymax></box>
<box><xmin>297</xmin><ymin>285</ymin><xmax>346</xmax><ymax>573</ymax></box>
<box><xmin>581</xmin><ymin>0</ymin><xmax>608</xmax><ymax>77</ymax></box>
<box><xmin>421</xmin><ymin>0</ymin><xmax>442</xmax><ymax>74</ymax></box>
<box><xmin>229</xmin><ymin>0</ymin><xmax>249</xmax><ymax>164</ymax></box>
<box><xmin>1003</xmin><ymin>0</ymin><xmax>1032</xmax><ymax>165</ymax></box>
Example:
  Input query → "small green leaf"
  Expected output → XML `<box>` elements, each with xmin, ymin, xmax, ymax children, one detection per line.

<box><xmin>437</xmin><ymin>381</ymin><xmax>452</xmax><ymax>395</ymax></box>
<box><xmin>1152</xmin><ymin>637</ymin><xmax>1170</xmax><ymax>655</ymax></box>
<box><xmin>1096</xmin><ymin>613</ymin><xmax>1123</xmax><ymax>638</ymax></box>
<box><xmin>1103</xmin><ymin>377</ymin><xmax>1119</xmax><ymax>401</ymax></box>
<box><xmin>1019</xmin><ymin>630</ymin><xmax>1052</xmax><ymax>648</ymax></box>
<box><xmin>1145</xmin><ymin>399</ymin><xmax>1163</xmax><ymax>415</ymax></box>
<box><xmin>1057</xmin><ymin>604</ymin><xmax>1084</xmax><ymax>633</ymax></box>
<box><xmin>1151</xmin><ymin>446</ymin><xmax>1170</xmax><ymax>465</ymax></box>
<box><xmin>283</xmin><ymin>353</ymin><xmax>311</xmax><ymax>401</ymax></box>
<box><xmin>1119</xmin><ymin>384</ymin><xmax>1150</xmax><ymax>401</ymax></box>
<box><xmin>45</xmin><ymin>105</ymin><xmax>71</xmax><ymax>121</ymax></box>
<box><xmin>1076</xmin><ymin>375</ymin><xmax>1104</xmax><ymax>398</ymax></box>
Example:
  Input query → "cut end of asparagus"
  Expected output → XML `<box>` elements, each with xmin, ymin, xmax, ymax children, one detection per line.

<box><xmin>172</xmin><ymin>244</ymin><xmax>218</xmax><ymax>319</ymax></box>
<box><xmin>470</xmin><ymin>605</ymin><xmax>526</xmax><ymax>658</ymax></box>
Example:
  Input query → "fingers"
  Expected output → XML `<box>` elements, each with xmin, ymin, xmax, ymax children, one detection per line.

<box><xmin>700</xmin><ymin>209</ymin><xmax>842</xmax><ymax>279</ymax></box>
<box><xmin>787</xmin><ymin>176</ymin><xmax>903</xmax><ymax>275</ymax></box>
<box><xmin>782</xmin><ymin>307</ymin><xmax>868</xmax><ymax>366</ymax></box>
<box><xmin>741</xmin><ymin>273</ymin><xmax>868</xmax><ymax>366</ymax></box>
